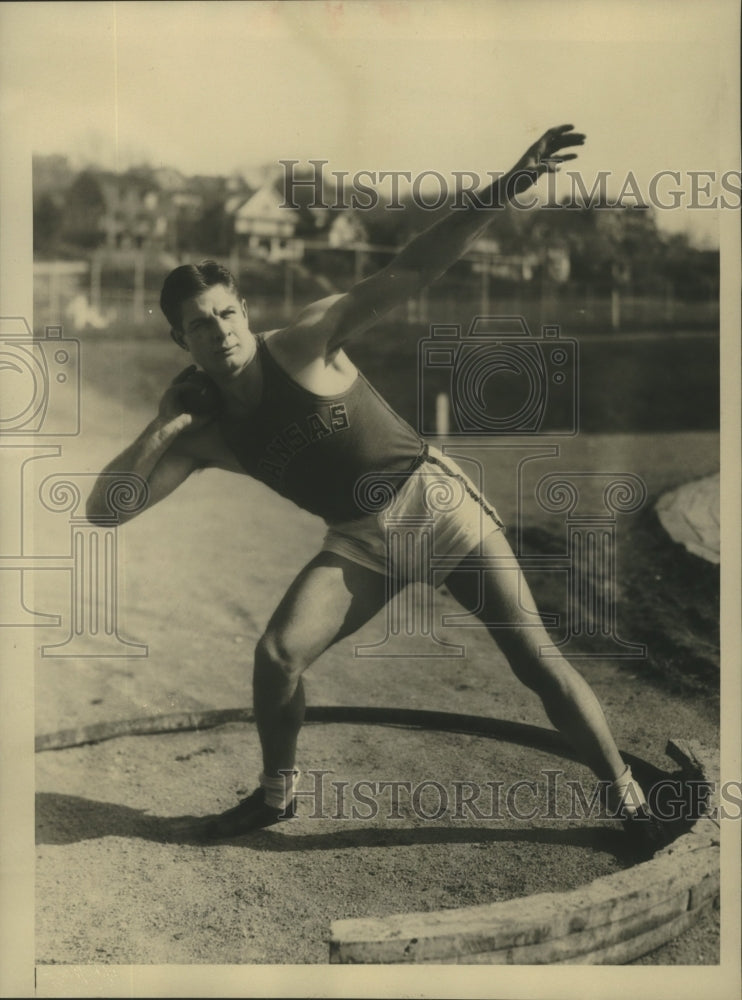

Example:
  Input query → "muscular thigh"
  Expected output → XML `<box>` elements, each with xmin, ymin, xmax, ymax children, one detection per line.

<box><xmin>445</xmin><ymin>529</ymin><xmax>552</xmax><ymax>662</ymax></box>
<box><xmin>263</xmin><ymin>551</ymin><xmax>394</xmax><ymax>666</ymax></box>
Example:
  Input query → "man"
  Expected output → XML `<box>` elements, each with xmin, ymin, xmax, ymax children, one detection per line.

<box><xmin>87</xmin><ymin>126</ymin><xmax>660</xmax><ymax>847</ymax></box>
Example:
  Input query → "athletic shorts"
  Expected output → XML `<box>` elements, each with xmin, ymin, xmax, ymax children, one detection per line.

<box><xmin>321</xmin><ymin>446</ymin><xmax>504</xmax><ymax>581</ymax></box>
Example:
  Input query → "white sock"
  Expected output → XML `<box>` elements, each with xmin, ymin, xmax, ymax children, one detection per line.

<box><xmin>607</xmin><ymin>764</ymin><xmax>647</xmax><ymax>816</ymax></box>
<box><xmin>260</xmin><ymin>769</ymin><xmax>300</xmax><ymax>810</ymax></box>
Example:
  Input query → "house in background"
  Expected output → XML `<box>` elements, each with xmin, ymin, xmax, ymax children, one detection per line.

<box><xmin>95</xmin><ymin>167</ymin><xmax>174</xmax><ymax>251</ymax></box>
<box><xmin>469</xmin><ymin>235</ymin><xmax>531</xmax><ymax>281</ymax></box>
<box><xmin>327</xmin><ymin>211</ymin><xmax>368</xmax><ymax>249</ymax></box>
<box><xmin>469</xmin><ymin>235</ymin><xmax>569</xmax><ymax>283</ymax></box>
<box><xmin>234</xmin><ymin>185</ymin><xmax>305</xmax><ymax>262</ymax></box>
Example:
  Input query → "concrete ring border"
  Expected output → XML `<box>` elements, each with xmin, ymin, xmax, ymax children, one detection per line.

<box><xmin>35</xmin><ymin>706</ymin><xmax>720</xmax><ymax>965</ymax></box>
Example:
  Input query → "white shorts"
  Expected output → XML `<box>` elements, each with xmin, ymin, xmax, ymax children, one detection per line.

<box><xmin>321</xmin><ymin>447</ymin><xmax>504</xmax><ymax>581</ymax></box>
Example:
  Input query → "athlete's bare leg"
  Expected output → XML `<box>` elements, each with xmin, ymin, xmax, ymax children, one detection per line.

<box><xmin>253</xmin><ymin>551</ymin><xmax>393</xmax><ymax>778</ymax></box>
<box><xmin>444</xmin><ymin>529</ymin><xmax>626</xmax><ymax>783</ymax></box>
<box><xmin>193</xmin><ymin>552</ymin><xmax>392</xmax><ymax>838</ymax></box>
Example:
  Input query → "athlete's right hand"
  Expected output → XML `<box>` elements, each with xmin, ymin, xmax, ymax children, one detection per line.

<box><xmin>158</xmin><ymin>365</ymin><xmax>221</xmax><ymax>432</ymax></box>
<box><xmin>512</xmin><ymin>124</ymin><xmax>585</xmax><ymax>180</ymax></box>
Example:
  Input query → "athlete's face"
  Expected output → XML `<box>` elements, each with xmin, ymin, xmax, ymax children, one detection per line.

<box><xmin>178</xmin><ymin>284</ymin><xmax>254</xmax><ymax>379</ymax></box>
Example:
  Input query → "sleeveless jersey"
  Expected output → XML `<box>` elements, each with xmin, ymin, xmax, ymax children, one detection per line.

<box><xmin>217</xmin><ymin>335</ymin><xmax>425</xmax><ymax>523</ymax></box>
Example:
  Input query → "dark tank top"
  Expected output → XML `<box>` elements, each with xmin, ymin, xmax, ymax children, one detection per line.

<box><xmin>218</xmin><ymin>335</ymin><xmax>425</xmax><ymax>523</ymax></box>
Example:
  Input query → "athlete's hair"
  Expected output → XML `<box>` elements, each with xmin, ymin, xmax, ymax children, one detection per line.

<box><xmin>160</xmin><ymin>259</ymin><xmax>240</xmax><ymax>338</ymax></box>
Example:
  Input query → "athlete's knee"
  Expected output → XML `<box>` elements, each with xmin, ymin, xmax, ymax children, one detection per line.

<box><xmin>495</xmin><ymin>626</ymin><xmax>570</xmax><ymax>695</ymax></box>
<box><xmin>254</xmin><ymin>629</ymin><xmax>311</xmax><ymax>690</ymax></box>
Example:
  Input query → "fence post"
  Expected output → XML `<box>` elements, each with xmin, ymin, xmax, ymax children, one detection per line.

<box><xmin>480</xmin><ymin>259</ymin><xmax>490</xmax><ymax>314</ymax></box>
<box><xmin>133</xmin><ymin>250</ymin><xmax>145</xmax><ymax>324</ymax></box>
<box><xmin>284</xmin><ymin>259</ymin><xmax>294</xmax><ymax>317</ymax></box>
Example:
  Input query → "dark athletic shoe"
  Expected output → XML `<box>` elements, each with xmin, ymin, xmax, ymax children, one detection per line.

<box><xmin>195</xmin><ymin>787</ymin><xmax>296</xmax><ymax>842</ymax></box>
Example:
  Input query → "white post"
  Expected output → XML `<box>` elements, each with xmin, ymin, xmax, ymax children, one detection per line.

<box><xmin>90</xmin><ymin>251</ymin><xmax>102</xmax><ymax>312</ymax></box>
<box><xmin>480</xmin><ymin>257</ymin><xmax>490</xmax><ymax>314</ymax></box>
<box><xmin>435</xmin><ymin>392</ymin><xmax>450</xmax><ymax>437</ymax></box>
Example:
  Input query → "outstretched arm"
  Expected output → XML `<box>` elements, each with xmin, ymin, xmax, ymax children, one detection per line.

<box><xmin>284</xmin><ymin>125</ymin><xmax>584</xmax><ymax>356</ymax></box>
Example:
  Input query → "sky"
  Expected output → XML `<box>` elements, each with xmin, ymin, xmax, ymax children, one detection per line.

<box><xmin>1</xmin><ymin>0</ymin><xmax>739</xmax><ymax>247</ymax></box>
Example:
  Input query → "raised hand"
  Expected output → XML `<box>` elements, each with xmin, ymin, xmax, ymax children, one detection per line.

<box><xmin>513</xmin><ymin>124</ymin><xmax>586</xmax><ymax>179</ymax></box>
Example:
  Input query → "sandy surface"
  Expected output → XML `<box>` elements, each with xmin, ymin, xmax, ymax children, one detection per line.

<box><xmin>33</xmin><ymin>375</ymin><xmax>721</xmax><ymax>968</ymax></box>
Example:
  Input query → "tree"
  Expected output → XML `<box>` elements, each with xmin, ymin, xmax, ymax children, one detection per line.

<box><xmin>33</xmin><ymin>193</ymin><xmax>63</xmax><ymax>253</ymax></box>
<box><xmin>62</xmin><ymin>171</ymin><xmax>106</xmax><ymax>249</ymax></box>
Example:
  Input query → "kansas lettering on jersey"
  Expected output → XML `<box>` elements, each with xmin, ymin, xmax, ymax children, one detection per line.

<box><xmin>259</xmin><ymin>403</ymin><xmax>350</xmax><ymax>480</ymax></box>
<box><xmin>217</xmin><ymin>334</ymin><xmax>424</xmax><ymax>523</ymax></box>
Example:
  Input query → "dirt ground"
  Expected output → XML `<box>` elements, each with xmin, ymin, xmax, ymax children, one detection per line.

<box><xmin>33</xmin><ymin>357</ymin><xmax>721</xmax><ymax>970</ymax></box>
